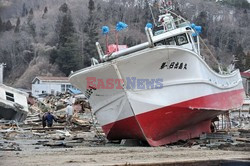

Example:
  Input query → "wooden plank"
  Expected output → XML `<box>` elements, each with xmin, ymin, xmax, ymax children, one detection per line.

<box><xmin>236</xmin><ymin>138</ymin><xmax>250</xmax><ymax>143</ymax></box>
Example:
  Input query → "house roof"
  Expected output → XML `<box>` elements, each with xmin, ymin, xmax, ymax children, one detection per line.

<box><xmin>241</xmin><ymin>72</ymin><xmax>250</xmax><ymax>78</ymax></box>
<box><xmin>32</xmin><ymin>76</ymin><xmax>69</xmax><ymax>84</ymax></box>
<box><xmin>37</xmin><ymin>76</ymin><xmax>69</xmax><ymax>81</ymax></box>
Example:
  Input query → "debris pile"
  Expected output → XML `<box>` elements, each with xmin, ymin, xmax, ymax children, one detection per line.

<box><xmin>24</xmin><ymin>93</ymin><xmax>94</xmax><ymax>130</ymax></box>
<box><xmin>1</xmin><ymin>93</ymin><xmax>250</xmax><ymax>151</ymax></box>
<box><xmin>0</xmin><ymin>92</ymin><xmax>106</xmax><ymax>151</ymax></box>
<box><xmin>0</xmin><ymin>141</ymin><xmax>21</xmax><ymax>151</ymax></box>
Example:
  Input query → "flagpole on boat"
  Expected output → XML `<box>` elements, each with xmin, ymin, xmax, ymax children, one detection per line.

<box><xmin>115</xmin><ymin>31</ymin><xmax>119</xmax><ymax>52</ymax></box>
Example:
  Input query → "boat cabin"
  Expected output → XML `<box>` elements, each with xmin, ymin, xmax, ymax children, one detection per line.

<box><xmin>153</xmin><ymin>12</ymin><xmax>199</xmax><ymax>54</ymax></box>
<box><xmin>95</xmin><ymin>9</ymin><xmax>201</xmax><ymax>64</ymax></box>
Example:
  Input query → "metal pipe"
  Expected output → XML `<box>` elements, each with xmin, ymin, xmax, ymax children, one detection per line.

<box><xmin>145</xmin><ymin>27</ymin><xmax>154</xmax><ymax>48</ymax></box>
<box><xmin>96</xmin><ymin>42</ymin><xmax>104</xmax><ymax>62</ymax></box>
<box><xmin>103</xmin><ymin>42</ymin><xmax>149</xmax><ymax>61</ymax></box>
<box><xmin>197</xmin><ymin>35</ymin><xmax>200</xmax><ymax>55</ymax></box>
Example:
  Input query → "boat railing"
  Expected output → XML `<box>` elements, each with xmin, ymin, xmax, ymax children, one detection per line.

<box><xmin>94</xmin><ymin>8</ymin><xmax>228</xmax><ymax>76</ymax></box>
<box><xmin>95</xmin><ymin>26</ymin><xmax>194</xmax><ymax>64</ymax></box>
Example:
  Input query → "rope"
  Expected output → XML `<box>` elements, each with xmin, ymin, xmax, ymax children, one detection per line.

<box><xmin>199</xmin><ymin>37</ymin><xmax>220</xmax><ymax>66</ymax></box>
<box><xmin>168</xmin><ymin>9</ymin><xmax>221</xmax><ymax>67</ymax></box>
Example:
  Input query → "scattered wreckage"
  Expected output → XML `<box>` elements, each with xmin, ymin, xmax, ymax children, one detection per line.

<box><xmin>0</xmin><ymin>84</ymin><xmax>29</xmax><ymax>122</ymax></box>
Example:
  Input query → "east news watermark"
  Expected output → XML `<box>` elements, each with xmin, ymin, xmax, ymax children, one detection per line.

<box><xmin>86</xmin><ymin>77</ymin><xmax>163</xmax><ymax>89</ymax></box>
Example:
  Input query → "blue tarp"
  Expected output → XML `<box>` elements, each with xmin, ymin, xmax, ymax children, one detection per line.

<box><xmin>102</xmin><ymin>26</ymin><xmax>110</xmax><ymax>35</ymax></box>
<box><xmin>191</xmin><ymin>23</ymin><xmax>202</xmax><ymax>36</ymax></box>
<box><xmin>116</xmin><ymin>22</ymin><xmax>128</xmax><ymax>31</ymax></box>
<box><xmin>146</xmin><ymin>23</ymin><xmax>153</xmax><ymax>29</ymax></box>
<box><xmin>67</xmin><ymin>88</ymin><xmax>82</xmax><ymax>94</ymax></box>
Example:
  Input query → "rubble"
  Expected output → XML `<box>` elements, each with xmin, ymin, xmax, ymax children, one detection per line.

<box><xmin>25</xmin><ymin>92</ymin><xmax>94</xmax><ymax>129</ymax></box>
<box><xmin>0</xmin><ymin>141</ymin><xmax>21</xmax><ymax>151</ymax></box>
<box><xmin>1</xmin><ymin>92</ymin><xmax>250</xmax><ymax>166</ymax></box>
<box><xmin>0</xmin><ymin>91</ymin><xmax>107</xmax><ymax>153</ymax></box>
<box><xmin>0</xmin><ymin>92</ymin><xmax>249</xmax><ymax>164</ymax></box>
<box><xmin>0</xmin><ymin>99</ymin><xmax>250</xmax><ymax>166</ymax></box>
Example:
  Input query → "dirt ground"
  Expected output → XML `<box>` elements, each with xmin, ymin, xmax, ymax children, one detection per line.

<box><xmin>1</xmin><ymin>137</ymin><xmax>250</xmax><ymax>166</ymax></box>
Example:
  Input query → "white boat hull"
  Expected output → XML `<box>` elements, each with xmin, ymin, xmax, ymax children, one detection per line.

<box><xmin>70</xmin><ymin>46</ymin><xmax>244</xmax><ymax>146</ymax></box>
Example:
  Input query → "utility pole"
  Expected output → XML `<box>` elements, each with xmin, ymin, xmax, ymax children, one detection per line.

<box><xmin>0</xmin><ymin>63</ymin><xmax>6</xmax><ymax>84</ymax></box>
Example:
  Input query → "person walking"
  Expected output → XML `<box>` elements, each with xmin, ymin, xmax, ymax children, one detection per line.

<box><xmin>42</xmin><ymin>112</ymin><xmax>48</xmax><ymax>128</ymax></box>
<box><xmin>44</xmin><ymin>112</ymin><xmax>57</xmax><ymax>127</ymax></box>
<box><xmin>66</xmin><ymin>103</ymin><xmax>74</xmax><ymax>126</ymax></box>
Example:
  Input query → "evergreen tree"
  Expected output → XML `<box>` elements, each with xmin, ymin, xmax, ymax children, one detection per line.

<box><xmin>14</xmin><ymin>17</ymin><xmax>20</xmax><ymax>33</ymax></box>
<box><xmin>39</xmin><ymin>24</ymin><xmax>48</xmax><ymax>39</ymax></box>
<box><xmin>194</xmin><ymin>11</ymin><xmax>208</xmax><ymax>38</ymax></box>
<box><xmin>22</xmin><ymin>3</ymin><xmax>28</xmax><ymax>17</ymax></box>
<box><xmin>227</xmin><ymin>30</ymin><xmax>237</xmax><ymax>52</ymax></box>
<box><xmin>245</xmin><ymin>52</ymin><xmax>250</xmax><ymax>70</ymax></box>
<box><xmin>51</xmin><ymin>3</ymin><xmax>81</xmax><ymax>75</ymax></box>
<box><xmin>44</xmin><ymin>6</ymin><xmax>48</xmax><ymax>14</ymax></box>
<box><xmin>58</xmin><ymin>13</ymin><xmax>75</xmax><ymax>47</ymax></box>
<box><xmin>83</xmin><ymin>0</ymin><xmax>99</xmax><ymax>66</ymax></box>
<box><xmin>240</xmin><ymin>9</ymin><xmax>249</xmax><ymax>27</ymax></box>
<box><xmin>49</xmin><ymin>49</ymin><xmax>58</xmax><ymax>64</ymax></box>
<box><xmin>59</xmin><ymin>3</ymin><xmax>69</xmax><ymax>13</ymax></box>
<box><xmin>0</xmin><ymin>17</ymin><xmax>2</xmax><ymax>32</ymax></box>
<box><xmin>234</xmin><ymin>44</ymin><xmax>246</xmax><ymax>71</ymax></box>
<box><xmin>28</xmin><ymin>8</ymin><xmax>34</xmax><ymax>23</ymax></box>
<box><xmin>56</xmin><ymin>36</ymin><xmax>81</xmax><ymax>75</ymax></box>
<box><xmin>26</xmin><ymin>8</ymin><xmax>36</xmax><ymax>37</ymax></box>
<box><xmin>88</xmin><ymin>0</ymin><xmax>95</xmax><ymax>12</ymax></box>
<box><xmin>5</xmin><ymin>20</ymin><xmax>13</xmax><ymax>31</ymax></box>
<box><xmin>42</xmin><ymin>7</ymin><xmax>48</xmax><ymax>19</ymax></box>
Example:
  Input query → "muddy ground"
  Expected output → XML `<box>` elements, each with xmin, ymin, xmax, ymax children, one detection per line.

<box><xmin>1</xmin><ymin>135</ymin><xmax>250</xmax><ymax>166</ymax></box>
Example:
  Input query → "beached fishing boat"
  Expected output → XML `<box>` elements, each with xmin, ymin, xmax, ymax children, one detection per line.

<box><xmin>69</xmin><ymin>2</ymin><xmax>244</xmax><ymax>146</ymax></box>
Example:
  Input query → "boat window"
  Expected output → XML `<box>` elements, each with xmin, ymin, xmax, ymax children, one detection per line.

<box><xmin>155</xmin><ymin>33</ymin><xmax>188</xmax><ymax>46</ymax></box>
<box><xmin>193</xmin><ymin>36</ymin><xmax>198</xmax><ymax>43</ymax></box>
<box><xmin>6</xmin><ymin>92</ymin><xmax>15</xmax><ymax>102</ymax></box>
<box><xmin>166</xmin><ymin>37</ymin><xmax>176</xmax><ymax>45</ymax></box>
<box><xmin>155</xmin><ymin>37</ymin><xmax>176</xmax><ymax>46</ymax></box>
<box><xmin>166</xmin><ymin>23</ymin><xmax>173</xmax><ymax>31</ymax></box>
<box><xmin>176</xmin><ymin>34</ymin><xmax>188</xmax><ymax>46</ymax></box>
<box><xmin>187</xmin><ymin>34</ymin><xmax>192</xmax><ymax>44</ymax></box>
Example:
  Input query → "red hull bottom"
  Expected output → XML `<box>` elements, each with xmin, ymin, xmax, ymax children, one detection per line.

<box><xmin>103</xmin><ymin>108</ymin><xmax>215</xmax><ymax>147</ymax></box>
<box><xmin>102</xmin><ymin>89</ymin><xmax>244</xmax><ymax>146</ymax></box>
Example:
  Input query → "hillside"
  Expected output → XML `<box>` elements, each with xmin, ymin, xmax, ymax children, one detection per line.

<box><xmin>0</xmin><ymin>0</ymin><xmax>249</xmax><ymax>89</ymax></box>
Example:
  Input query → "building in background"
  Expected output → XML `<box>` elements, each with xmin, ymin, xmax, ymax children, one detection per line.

<box><xmin>32</xmin><ymin>76</ymin><xmax>75</xmax><ymax>97</ymax></box>
<box><xmin>241</xmin><ymin>70</ymin><xmax>250</xmax><ymax>96</ymax></box>
<box><xmin>240</xmin><ymin>70</ymin><xmax>250</xmax><ymax>114</ymax></box>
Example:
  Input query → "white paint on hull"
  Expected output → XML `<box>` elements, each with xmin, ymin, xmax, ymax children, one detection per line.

<box><xmin>70</xmin><ymin>46</ymin><xmax>244</xmax><ymax>126</ymax></box>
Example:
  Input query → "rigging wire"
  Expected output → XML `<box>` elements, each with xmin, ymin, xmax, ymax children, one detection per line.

<box><xmin>167</xmin><ymin>9</ymin><xmax>221</xmax><ymax>67</ymax></box>
<box><xmin>199</xmin><ymin>37</ymin><xmax>220</xmax><ymax>66</ymax></box>
<box><xmin>146</xmin><ymin>0</ymin><xmax>157</xmax><ymax>26</ymax></box>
